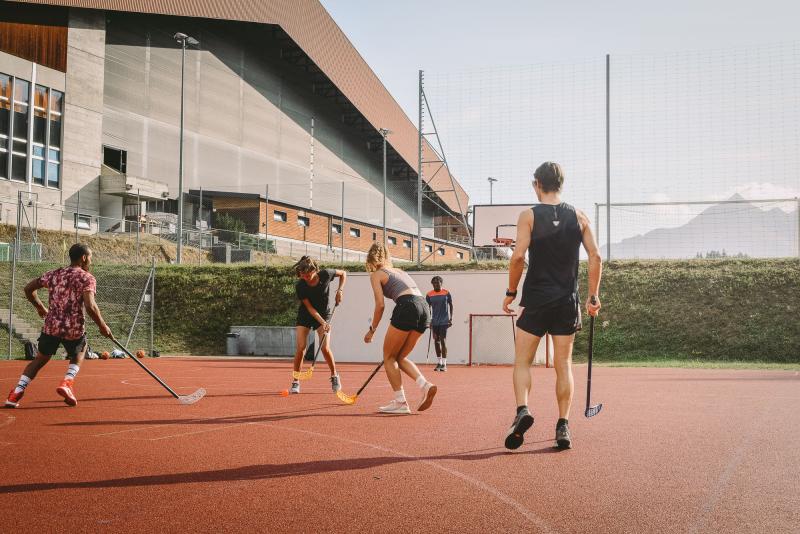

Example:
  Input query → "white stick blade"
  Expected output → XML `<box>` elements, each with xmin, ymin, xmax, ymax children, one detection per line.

<box><xmin>178</xmin><ymin>388</ymin><xmax>206</xmax><ymax>405</ymax></box>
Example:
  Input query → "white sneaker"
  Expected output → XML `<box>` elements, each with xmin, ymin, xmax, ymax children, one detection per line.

<box><xmin>289</xmin><ymin>381</ymin><xmax>300</xmax><ymax>394</ymax></box>
<box><xmin>417</xmin><ymin>382</ymin><xmax>438</xmax><ymax>412</ymax></box>
<box><xmin>378</xmin><ymin>399</ymin><xmax>411</xmax><ymax>414</ymax></box>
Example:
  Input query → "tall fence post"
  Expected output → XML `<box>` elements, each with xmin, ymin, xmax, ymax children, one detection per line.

<box><xmin>75</xmin><ymin>189</ymin><xmax>80</xmax><ymax>244</ymax></box>
<box><xmin>797</xmin><ymin>198</ymin><xmax>800</xmax><ymax>259</ymax></box>
<box><xmin>605</xmin><ymin>53</ymin><xmax>611</xmax><ymax>262</ymax></box>
<box><xmin>150</xmin><ymin>256</ymin><xmax>155</xmax><ymax>357</ymax></box>
<box><xmin>265</xmin><ymin>184</ymin><xmax>269</xmax><ymax>269</ymax></box>
<box><xmin>595</xmin><ymin>203</ymin><xmax>600</xmax><ymax>248</ymax></box>
<box><xmin>8</xmin><ymin>238</ymin><xmax>16</xmax><ymax>360</ymax></box>
<box><xmin>341</xmin><ymin>182</ymin><xmax>345</xmax><ymax>266</ymax></box>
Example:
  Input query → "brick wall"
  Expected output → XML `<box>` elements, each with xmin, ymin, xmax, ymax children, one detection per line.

<box><xmin>208</xmin><ymin>194</ymin><xmax>470</xmax><ymax>261</ymax></box>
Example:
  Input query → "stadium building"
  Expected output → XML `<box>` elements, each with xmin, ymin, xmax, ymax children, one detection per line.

<box><xmin>0</xmin><ymin>0</ymin><xmax>471</xmax><ymax>261</ymax></box>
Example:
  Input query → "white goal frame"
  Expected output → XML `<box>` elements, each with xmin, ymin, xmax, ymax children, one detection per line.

<box><xmin>468</xmin><ymin>314</ymin><xmax>552</xmax><ymax>367</ymax></box>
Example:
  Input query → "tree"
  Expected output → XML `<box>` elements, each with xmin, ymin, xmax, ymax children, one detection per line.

<box><xmin>214</xmin><ymin>212</ymin><xmax>247</xmax><ymax>234</ymax></box>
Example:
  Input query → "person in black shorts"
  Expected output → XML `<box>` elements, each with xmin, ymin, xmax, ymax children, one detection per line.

<box><xmin>289</xmin><ymin>256</ymin><xmax>346</xmax><ymax>395</ymax></box>
<box><xmin>502</xmin><ymin>162</ymin><xmax>603</xmax><ymax>450</ymax></box>
<box><xmin>363</xmin><ymin>243</ymin><xmax>437</xmax><ymax>415</ymax></box>
<box><xmin>426</xmin><ymin>276</ymin><xmax>453</xmax><ymax>371</ymax></box>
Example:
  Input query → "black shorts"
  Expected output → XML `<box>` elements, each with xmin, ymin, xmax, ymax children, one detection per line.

<box><xmin>516</xmin><ymin>294</ymin><xmax>582</xmax><ymax>337</ymax></box>
<box><xmin>391</xmin><ymin>295</ymin><xmax>431</xmax><ymax>333</ymax></box>
<box><xmin>37</xmin><ymin>332</ymin><xmax>87</xmax><ymax>358</ymax></box>
<box><xmin>431</xmin><ymin>324</ymin><xmax>449</xmax><ymax>340</ymax></box>
<box><xmin>296</xmin><ymin>309</ymin><xmax>331</xmax><ymax>330</ymax></box>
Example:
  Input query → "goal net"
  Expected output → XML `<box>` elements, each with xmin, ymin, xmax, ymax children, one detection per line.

<box><xmin>469</xmin><ymin>314</ymin><xmax>552</xmax><ymax>367</ymax></box>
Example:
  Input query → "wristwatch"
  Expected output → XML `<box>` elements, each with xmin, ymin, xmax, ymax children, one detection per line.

<box><xmin>505</xmin><ymin>289</ymin><xmax>517</xmax><ymax>297</ymax></box>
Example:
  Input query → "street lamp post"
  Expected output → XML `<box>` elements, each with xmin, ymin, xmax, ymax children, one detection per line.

<box><xmin>173</xmin><ymin>32</ymin><xmax>199</xmax><ymax>264</ymax></box>
<box><xmin>379</xmin><ymin>128</ymin><xmax>391</xmax><ymax>244</ymax></box>
<box><xmin>488</xmin><ymin>177</ymin><xmax>498</xmax><ymax>204</ymax></box>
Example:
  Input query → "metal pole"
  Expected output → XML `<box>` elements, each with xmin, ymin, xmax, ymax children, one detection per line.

<box><xmin>341</xmin><ymin>182</ymin><xmax>345</xmax><ymax>265</ymax></box>
<box><xmin>198</xmin><ymin>187</ymin><xmax>203</xmax><ymax>263</ymax></box>
<box><xmin>8</xmin><ymin>237</ymin><xmax>17</xmax><ymax>359</ymax></box>
<box><xmin>605</xmin><ymin>53</ymin><xmax>611</xmax><ymax>261</ymax></box>
<box><xmin>595</xmin><ymin>203</ymin><xmax>600</xmax><ymax>248</ymax></box>
<box><xmin>176</xmin><ymin>38</ymin><xmax>186</xmax><ymax>264</ymax></box>
<box><xmin>136</xmin><ymin>188</ymin><xmax>141</xmax><ymax>262</ymax></box>
<box><xmin>150</xmin><ymin>256</ymin><xmax>155</xmax><ymax>357</ymax></box>
<box><xmin>797</xmin><ymin>198</ymin><xmax>800</xmax><ymax>258</ymax></box>
<box><xmin>264</xmin><ymin>184</ymin><xmax>269</xmax><ymax>267</ymax></box>
<box><xmin>381</xmin><ymin>128</ymin><xmax>388</xmax><ymax>244</ymax></box>
<box><xmin>75</xmin><ymin>189</ymin><xmax>79</xmax><ymax>243</ymax></box>
<box><xmin>310</xmin><ymin>117</ymin><xmax>314</xmax><ymax>209</ymax></box>
<box><xmin>417</xmin><ymin>70</ymin><xmax>423</xmax><ymax>267</ymax></box>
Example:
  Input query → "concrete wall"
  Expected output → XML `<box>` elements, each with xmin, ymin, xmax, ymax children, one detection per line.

<box><xmin>326</xmin><ymin>271</ymin><xmax>551</xmax><ymax>365</ymax></box>
<box><xmin>230</xmin><ymin>325</ymin><xmax>306</xmax><ymax>357</ymax></box>
<box><xmin>102</xmin><ymin>13</ymin><xmax>426</xmax><ymax>236</ymax></box>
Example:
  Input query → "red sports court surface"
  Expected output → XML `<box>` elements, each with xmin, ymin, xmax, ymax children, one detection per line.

<box><xmin>1</xmin><ymin>359</ymin><xmax>798</xmax><ymax>533</ymax></box>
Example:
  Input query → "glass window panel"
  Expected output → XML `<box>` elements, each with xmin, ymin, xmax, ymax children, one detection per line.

<box><xmin>33</xmin><ymin>115</ymin><xmax>46</xmax><ymax>145</ymax></box>
<box><xmin>49</xmin><ymin>115</ymin><xmax>61</xmax><ymax>147</ymax></box>
<box><xmin>12</xmin><ymin>140</ymin><xmax>26</xmax><ymax>153</ymax></box>
<box><xmin>34</xmin><ymin>85</ymin><xmax>47</xmax><ymax>109</ymax></box>
<box><xmin>32</xmin><ymin>158</ymin><xmax>44</xmax><ymax>185</ymax></box>
<box><xmin>14</xmin><ymin>79</ymin><xmax>29</xmax><ymax>104</ymax></box>
<box><xmin>11</xmin><ymin>154</ymin><xmax>26</xmax><ymax>181</ymax></box>
<box><xmin>0</xmin><ymin>151</ymin><xmax>7</xmax><ymax>179</ymax></box>
<box><xmin>47</xmin><ymin>162</ymin><xmax>59</xmax><ymax>187</ymax></box>
<box><xmin>48</xmin><ymin>148</ymin><xmax>60</xmax><ymax>162</ymax></box>
<box><xmin>13</xmin><ymin>108</ymin><xmax>28</xmax><ymax>138</ymax></box>
<box><xmin>33</xmin><ymin>145</ymin><xmax>44</xmax><ymax>158</ymax></box>
<box><xmin>0</xmin><ymin>73</ymin><xmax>10</xmax><ymax>100</ymax></box>
<box><xmin>50</xmin><ymin>90</ymin><xmax>63</xmax><ymax>113</ymax></box>
<box><xmin>0</xmin><ymin>106</ymin><xmax>8</xmax><ymax>137</ymax></box>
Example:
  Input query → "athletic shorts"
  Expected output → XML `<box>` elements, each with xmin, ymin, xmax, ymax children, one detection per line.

<box><xmin>296</xmin><ymin>309</ymin><xmax>331</xmax><ymax>330</ymax></box>
<box><xmin>431</xmin><ymin>324</ymin><xmax>449</xmax><ymax>340</ymax></box>
<box><xmin>516</xmin><ymin>294</ymin><xmax>581</xmax><ymax>337</ymax></box>
<box><xmin>37</xmin><ymin>332</ymin><xmax>87</xmax><ymax>358</ymax></box>
<box><xmin>391</xmin><ymin>294</ymin><xmax>431</xmax><ymax>334</ymax></box>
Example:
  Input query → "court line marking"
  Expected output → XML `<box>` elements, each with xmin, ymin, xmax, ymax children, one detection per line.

<box><xmin>1</xmin><ymin>414</ymin><xmax>15</xmax><ymax>429</ymax></box>
<box><xmin>252</xmin><ymin>421</ymin><xmax>556</xmax><ymax>533</ymax></box>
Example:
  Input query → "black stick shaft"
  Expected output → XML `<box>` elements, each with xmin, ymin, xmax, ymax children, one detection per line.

<box><xmin>112</xmin><ymin>338</ymin><xmax>179</xmax><ymax>399</ymax></box>
<box><xmin>356</xmin><ymin>361</ymin><xmax>385</xmax><ymax>396</ymax></box>
<box><xmin>586</xmin><ymin>311</ymin><xmax>596</xmax><ymax>411</ymax></box>
<box><xmin>309</xmin><ymin>305</ymin><xmax>337</xmax><ymax>370</ymax></box>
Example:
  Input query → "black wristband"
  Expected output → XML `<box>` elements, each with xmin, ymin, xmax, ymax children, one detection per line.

<box><xmin>505</xmin><ymin>289</ymin><xmax>517</xmax><ymax>297</ymax></box>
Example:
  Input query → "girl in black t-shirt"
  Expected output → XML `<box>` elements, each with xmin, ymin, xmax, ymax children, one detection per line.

<box><xmin>289</xmin><ymin>256</ymin><xmax>347</xmax><ymax>394</ymax></box>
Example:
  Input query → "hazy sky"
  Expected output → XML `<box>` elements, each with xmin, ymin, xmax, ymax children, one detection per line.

<box><xmin>320</xmin><ymin>1</ymin><xmax>799</xmax><ymax>247</ymax></box>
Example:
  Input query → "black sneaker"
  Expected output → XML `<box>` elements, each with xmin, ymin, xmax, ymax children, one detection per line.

<box><xmin>555</xmin><ymin>422</ymin><xmax>572</xmax><ymax>450</ymax></box>
<box><xmin>504</xmin><ymin>409</ymin><xmax>534</xmax><ymax>450</ymax></box>
<box><xmin>440</xmin><ymin>364</ymin><xmax>447</xmax><ymax>372</ymax></box>
<box><xmin>433</xmin><ymin>364</ymin><xmax>442</xmax><ymax>372</ymax></box>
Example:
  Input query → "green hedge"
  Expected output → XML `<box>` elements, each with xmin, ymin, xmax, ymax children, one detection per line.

<box><xmin>152</xmin><ymin>258</ymin><xmax>799</xmax><ymax>362</ymax></box>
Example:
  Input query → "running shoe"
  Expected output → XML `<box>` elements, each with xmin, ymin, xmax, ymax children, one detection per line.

<box><xmin>378</xmin><ymin>399</ymin><xmax>411</xmax><ymax>414</ymax></box>
<box><xmin>56</xmin><ymin>379</ymin><xmax>77</xmax><ymax>407</ymax></box>
<box><xmin>555</xmin><ymin>422</ymin><xmax>572</xmax><ymax>450</ymax></box>
<box><xmin>504</xmin><ymin>408</ymin><xmax>534</xmax><ymax>450</ymax></box>
<box><xmin>417</xmin><ymin>382</ymin><xmax>438</xmax><ymax>412</ymax></box>
<box><xmin>4</xmin><ymin>389</ymin><xmax>24</xmax><ymax>408</ymax></box>
<box><xmin>330</xmin><ymin>374</ymin><xmax>341</xmax><ymax>393</ymax></box>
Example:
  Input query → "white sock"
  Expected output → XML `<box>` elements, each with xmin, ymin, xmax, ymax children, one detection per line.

<box><xmin>438</xmin><ymin>357</ymin><xmax>443</xmax><ymax>365</ymax></box>
<box><xmin>394</xmin><ymin>388</ymin><xmax>406</xmax><ymax>403</ymax></box>
<box><xmin>65</xmin><ymin>364</ymin><xmax>80</xmax><ymax>381</ymax></box>
<box><xmin>416</xmin><ymin>375</ymin><xmax>427</xmax><ymax>389</ymax></box>
<box><xmin>14</xmin><ymin>375</ymin><xmax>31</xmax><ymax>394</ymax></box>
<box><xmin>441</xmin><ymin>359</ymin><xmax>446</xmax><ymax>367</ymax></box>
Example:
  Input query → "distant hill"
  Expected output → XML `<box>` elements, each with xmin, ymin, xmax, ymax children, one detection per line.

<box><xmin>604</xmin><ymin>196</ymin><xmax>798</xmax><ymax>259</ymax></box>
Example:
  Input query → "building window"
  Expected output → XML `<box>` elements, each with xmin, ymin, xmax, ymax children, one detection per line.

<box><xmin>297</xmin><ymin>215</ymin><xmax>310</xmax><ymax>227</ymax></box>
<box><xmin>332</xmin><ymin>223</ymin><xmax>342</xmax><ymax>234</ymax></box>
<box><xmin>438</xmin><ymin>248</ymin><xmax>445</xmax><ymax>256</ymax></box>
<box><xmin>31</xmin><ymin>85</ymin><xmax>47</xmax><ymax>185</ymax></box>
<box><xmin>47</xmin><ymin>89</ymin><xmax>62</xmax><ymax>188</ymax></box>
<box><xmin>10</xmin><ymin>78</ymin><xmax>29</xmax><ymax>183</ymax></box>
<box><xmin>350</xmin><ymin>227</ymin><xmax>360</xmax><ymax>238</ymax></box>
<box><xmin>273</xmin><ymin>210</ymin><xmax>287</xmax><ymax>222</ymax></box>
<box><xmin>0</xmin><ymin>73</ymin><xmax>9</xmax><ymax>180</ymax></box>
<box><xmin>103</xmin><ymin>145</ymin><xmax>127</xmax><ymax>173</ymax></box>
<box><xmin>457</xmin><ymin>252</ymin><xmax>464</xmax><ymax>260</ymax></box>
<box><xmin>424</xmin><ymin>244</ymin><xmax>433</xmax><ymax>253</ymax></box>
<box><xmin>372</xmin><ymin>232</ymin><xmax>377</xmax><ymax>241</ymax></box>
<box><xmin>403</xmin><ymin>239</ymin><xmax>412</xmax><ymax>248</ymax></box>
<box><xmin>74</xmin><ymin>213</ymin><xmax>91</xmax><ymax>230</ymax></box>
<box><xmin>387</xmin><ymin>236</ymin><xmax>396</xmax><ymax>245</ymax></box>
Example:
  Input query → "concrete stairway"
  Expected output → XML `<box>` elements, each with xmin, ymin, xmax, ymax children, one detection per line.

<box><xmin>0</xmin><ymin>307</ymin><xmax>40</xmax><ymax>345</ymax></box>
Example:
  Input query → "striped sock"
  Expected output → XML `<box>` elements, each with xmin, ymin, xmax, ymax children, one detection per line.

<box><xmin>65</xmin><ymin>364</ymin><xmax>80</xmax><ymax>381</ymax></box>
<box><xmin>14</xmin><ymin>375</ymin><xmax>31</xmax><ymax>394</ymax></box>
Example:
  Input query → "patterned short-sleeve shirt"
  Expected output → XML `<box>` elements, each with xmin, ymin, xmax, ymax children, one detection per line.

<box><xmin>40</xmin><ymin>266</ymin><xmax>97</xmax><ymax>340</ymax></box>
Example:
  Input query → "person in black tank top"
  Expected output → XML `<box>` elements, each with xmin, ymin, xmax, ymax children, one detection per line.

<box><xmin>501</xmin><ymin>162</ymin><xmax>604</xmax><ymax>451</ymax></box>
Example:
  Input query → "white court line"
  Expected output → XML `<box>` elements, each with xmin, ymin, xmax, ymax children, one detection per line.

<box><xmin>0</xmin><ymin>414</ymin><xmax>15</xmax><ymax>429</ymax></box>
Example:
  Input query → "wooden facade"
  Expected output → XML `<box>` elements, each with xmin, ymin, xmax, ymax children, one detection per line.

<box><xmin>0</xmin><ymin>2</ymin><xmax>68</xmax><ymax>72</ymax></box>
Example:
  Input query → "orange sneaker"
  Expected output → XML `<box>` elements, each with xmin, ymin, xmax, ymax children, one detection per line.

<box><xmin>56</xmin><ymin>379</ymin><xmax>77</xmax><ymax>407</ymax></box>
<box><xmin>5</xmin><ymin>389</ymin><xmax>24</xmax><ymax>408</ymax></box>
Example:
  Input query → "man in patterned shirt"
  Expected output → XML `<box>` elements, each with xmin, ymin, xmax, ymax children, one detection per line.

<box><xmin>426</xmin><ymin>276</ymin><xmax>453</xmax><ymax>372</ymax></box>
<box><xmin>5</xmin><ymin>243</ymin><xmax>112</xmax><ymax>408</ymax></box>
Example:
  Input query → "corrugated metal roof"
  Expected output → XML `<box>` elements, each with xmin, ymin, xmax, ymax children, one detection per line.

<box><xmin>10</xmin><ymin>0</ymin><xmax>469</xmax><ymax>214</ymax></box>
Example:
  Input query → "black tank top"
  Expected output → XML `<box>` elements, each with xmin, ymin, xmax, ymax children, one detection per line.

<box><xmin>519</xmin><ymin>203</ymin><xmax>582</xmax><ymax>310</ymax></box>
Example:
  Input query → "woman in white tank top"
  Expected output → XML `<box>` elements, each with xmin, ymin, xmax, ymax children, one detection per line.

<box><xmin>364</xmin><ymin>243</ymin><xmax>437</xmax><ymax>415</ymax></box>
